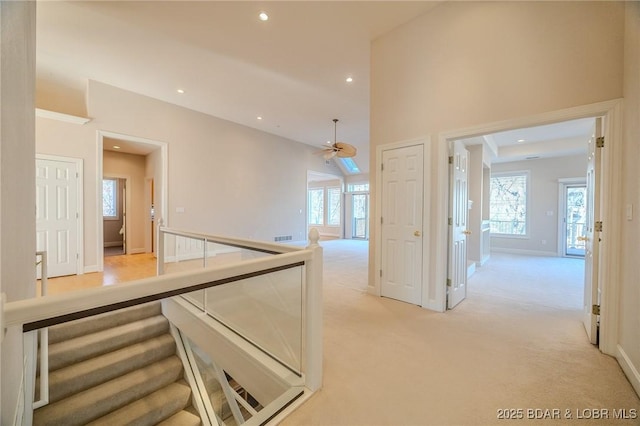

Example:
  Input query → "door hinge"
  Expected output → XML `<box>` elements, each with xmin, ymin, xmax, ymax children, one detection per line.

<box><xmin>381</xmin><ymin>217</ymin><xmax>383</xmax><ymax>225</ymax></box>
<box><xmin>76</xmin><ymin>172</ymin><xmax>79</xmax><ymax>178</ymax></box>
<box><xmin>592</xmin><ymin>304</ymin><xmax>601</xmax><ymax>315</ymax></box>
<box><xmin>595</xmin><ymin>221</ymin><xmax>603</xmax><ymax>232</ymax></box>
<box><xmin>76</xmin><ymin>212</ymin><xmax>79</xmax><ymax>219</ymax></box>
<box><xmin>381</xmin><ymin>163</ymin><xmax>384</xmax><ymax>172</ymax></box>
<box><xmin>446</xmin><ymin>278</ymin><xmax>452</xmax><ymax>287</ymax></box>
<box><xmin>596</xmin><ymin>136</ymin><xmax>605</xmax><ymax>148</ymax></box>
<box><xmin>448</xmin><ymin>217</ymin><xmax>453</xmax><ymax>226</ymax></box>
<box><xmin>380</xmin><ymin>270</ymin><xmax>383</xmax><ymax>278</ymax></box>
<box><xmin>76</xmin><ymin>253</ymin><xmax>79</xmax><ymax>260</ymax></box>
<box><xmin>448</xmin><ymin>156</ymin><xmax>453</xmax><ymax>165</ymax></box>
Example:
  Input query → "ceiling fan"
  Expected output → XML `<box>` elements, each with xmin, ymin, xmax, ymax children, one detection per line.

<box><xmin>318</xmin><ymin>119</ymin><xmax>357</xmax><ymax>160</ymax></box>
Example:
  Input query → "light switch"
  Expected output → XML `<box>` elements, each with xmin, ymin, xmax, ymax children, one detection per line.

<box><xmin>546</xmin><ymin>211</ymin><xmax>554</xmax><ymax>216</ymax></box>
<box><xmin>626</xmin><ymin>204</ymin><xmax>633</xmax><ymax>221</ymax></box>
<box><xmin>176</xmin><ymin>207</ymin><xmax>185</xmax><ymax>213</ymax></box>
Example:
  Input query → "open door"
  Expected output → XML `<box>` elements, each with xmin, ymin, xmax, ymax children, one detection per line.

<box><xmin>447</xmin><ymin>141</ymin><xmax>469</xmax><ymax>309</ymax></box>
<box><xmin>583</xmin><ymin>118</ymin><xmax>602</xmax><ymax>344</ymax></box>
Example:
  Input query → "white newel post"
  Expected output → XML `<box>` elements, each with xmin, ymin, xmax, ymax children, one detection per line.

<box><xmin>157</xmin><ymin>218</ymin><xmax>165</xmax><ymax>276</ymax></box>
<box><xmin>305</xmin><ymin>228</ymin><xmax>323</xmax><ymax>391</ymax></box>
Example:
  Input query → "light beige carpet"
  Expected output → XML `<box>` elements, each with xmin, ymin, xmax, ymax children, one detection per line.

<box><xmin>283</xmin><ymin>242</ymin><xmax>640</xmax><ymax>426</ymax></box>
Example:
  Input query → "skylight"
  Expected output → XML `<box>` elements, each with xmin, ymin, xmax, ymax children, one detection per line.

<box><xmin>339</xmin><ymin>157</ymin><xmax>360</xmax><ymax>174</ymax></box>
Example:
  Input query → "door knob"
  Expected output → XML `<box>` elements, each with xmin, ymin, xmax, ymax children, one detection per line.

<box><xmin>462</xmin><ymin>230</ymin><xmax>472</xmax><ymax>235</ymax></box>
<box><xmin>414</xmin><ymin>230</ymin><xmax>421</xmax><ymax>237</ymax></box>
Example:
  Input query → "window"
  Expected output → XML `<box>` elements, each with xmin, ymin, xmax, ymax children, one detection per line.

<box><xmin>103</xmin><ymin>178</ymin><xmax>118</xmax><ymax>219</ymax></box>
<box><xmin>339</xmin><ymin>157</ymin><xmax>360</xmax><ymax>174</ymax></box>
<box><xmin>489</xmin><ymin>172</ymin><xmax>528</xmax><ymax>236</ymax></box>
<box><xmin>348</xmin><ymin>183</ymin><xmax>369</xmax><ymax>192</ymax></box>
<box><xmin>308</xmin><ymin>188</ymin><xmax>324</xmax><ymax>225</ymax></box>
<box><xmin>327</xmin><ymin>187</ymin><xmax>341</xmax><ymax>226</ymax></box>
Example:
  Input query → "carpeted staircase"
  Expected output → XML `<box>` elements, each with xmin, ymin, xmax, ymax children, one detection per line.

<box><xmin>33</xmin><ymin>302</ymin><xmax>202</xmax><ymax>426</ymax></box>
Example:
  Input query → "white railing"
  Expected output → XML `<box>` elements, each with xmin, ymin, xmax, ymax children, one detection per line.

<box><xmin>157</xmin><ymin>225</ymin><xmax>322</xmax><ymax>388</ymax></box>
<box><xmin>5</xmin><ymin>228</ymin><xmax>323</xmax><ymax>424</ymax></box>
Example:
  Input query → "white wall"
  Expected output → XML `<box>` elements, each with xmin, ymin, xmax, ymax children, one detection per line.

<box><xmin>36</xmin><ymin>80</ymin><xmax>341</xmax><ymax>270</ymax></box>
<box><xmin>370</xmin><ymin>0</ymin><xmax>624</xmax><ymax>306</ymax></box>
<box><xmin>0</xmin><ymin>2</ymin><xmax>36</xmax><ymax>422</ymax></box>
<box><xmin>490</xmin><ymin>155</ymin><xmax>587</xmax><ymax>255</ymax></box>
<box><xmin>619</xmin><ymin>1</ymin><xmax>640</xmax><ymax>396</ymax></box>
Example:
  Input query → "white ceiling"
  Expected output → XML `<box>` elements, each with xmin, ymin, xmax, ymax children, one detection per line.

<box><xmin>462</xmin><ymin>117</ymin><xmax>595</xmax><ymax>163</ymax></box>
<box><xmin>36</xmin><ymin>1</ymin><xmax>441</xmax><ymax>173</ymax></box>
<box><xmin>36</xmin><ymin>1</ymin><xmax>594</xmax><ymax>171</ymax></box>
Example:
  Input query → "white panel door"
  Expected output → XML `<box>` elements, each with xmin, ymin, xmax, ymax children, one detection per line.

<box><xmin>583</xmin><ymin>119</ymin><xmax>602</xmax><ymax>344</ymax></box>
<box><xmin>36</xmin><ymin>158</ymin><xmax>79</xmax><ymax>277</ymax></box>
<box><xmin>380</xmin><ymin>145</ymin><xmax>423</xmax><ymax>305</ymax></box>
<box><xmin>448</xmin><ymin>141</ymin><xmax>469</xmax><ymax>309</ymax></box>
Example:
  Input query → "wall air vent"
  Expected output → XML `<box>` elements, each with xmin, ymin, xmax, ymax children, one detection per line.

<box><xmin>274</xmin><ymin>235</ymin><xmax>293</xmax><ymax>242</ymax></box>
<box><xmin>525</xmin><ymin>156</ymin><xmax>541</xmax><ymax>160</ymax></box>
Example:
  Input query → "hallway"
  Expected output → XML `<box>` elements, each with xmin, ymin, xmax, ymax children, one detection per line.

<box><xmin>42</xmin><ymin>241</ymin><xmax>639</xmax><ymax>425</ymax></box>
<box><xmin>284</xmin><ymin>243</ymin><xmax>639</xmax><ymax>425</ymax></box>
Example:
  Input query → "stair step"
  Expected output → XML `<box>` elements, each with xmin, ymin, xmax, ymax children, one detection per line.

<box><xmin>158</xmin><ymin>409</ymin><xmax>202</xmax><ymax>426</ymax></box>
<box><xmin>33</xmin><ymin>356</ymin><xmax>183</xmax><ymax>426</ymax></box>
<box><xmin>44</xmin><ymin>333</ymin><xmax>176</xmax><ymax>404</ymax></box>
<box><xmin>48</xmin><ymin>315</ymin><xmax>169</xmax><ymax>371</ymax></box>
<box><xmin>48</xmin><ymin>302</ymin><xmax>162</xmax><ymax>344</ymax></box>
<box><xmin>87</xmin><ymin>381</ymin><xmax>193</xmax><ymax>426</ymax></box>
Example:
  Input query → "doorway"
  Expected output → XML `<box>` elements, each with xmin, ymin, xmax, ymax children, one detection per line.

<box><xmin>102</xmin><ymin>176</ymin><xmax>127</xmax><ymax>256</ymax></box>
<box><xmin>97</xmin><ymin>130</ymin><xmax>168</xmax><ymax>272</ymax></box>
<box><xmin>351</xmin><ymin>193</ymin><xmax>369</xmax><ymax>239</ymax></box>
<box><xmin>559</xmin><ymin>182</ymin><xmax>587</xmax><ymax>257</ymax></box>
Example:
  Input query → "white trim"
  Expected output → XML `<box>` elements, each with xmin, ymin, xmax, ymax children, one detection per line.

<box><xmin>617</xmin><ymin>344</ymin><xmax>640</xmax><ymax>397</ymax></box>
<box><xmin>128</xmin><ymin>248</ymin><xmax>146</xmax><ymax>255</ymax></box>
<box><xmin>96</xmin><ymin>130</ymin><xmax>168</xmax><ymax>271</ymax></box>
<box><xmin>36</xmin><ymin>154</ymin><xmax>84</xmax><ymax>276</ymax></box>
<box><xmin>490</xmin><ymin>247</ymin><xmax>558</xmax><ymax>257</ymax></box>
<box><xmin>374</xmin><ymin>137</ymin><xmax>435</xmax><ymax>309</ymax></box>
<box><xmin>437</xmin><ymin>99</ymin><xmax>623</xmax><ymax>357</ymax></box>
<box><xmin>84</xmin><ymin>265</ymin><xmax>99</xmax><ymax>274</ymax></box>
<box><xmin>35</xmin><ymin>108</ymin><xmax>91</xmax><ymax>125</ymax></box>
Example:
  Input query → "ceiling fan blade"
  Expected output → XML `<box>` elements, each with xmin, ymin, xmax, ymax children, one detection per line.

<box><xmin>335</xmin><ymin>142</ymin><xmax>357</xmax><ymax>158</ymax></box>
<box><xmin>324</xmin><ymin>150</ymin><xmax>338</xmax><ymax>160</ymax></box>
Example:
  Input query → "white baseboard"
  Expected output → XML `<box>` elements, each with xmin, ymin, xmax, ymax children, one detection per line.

<box><xmin>84</xmin><ymin>265</ymin><xmax>99</xmax><ymax>273</ymax></box>
<box><xmin>104</xmin><ymin>241</ymin><xmax>124</xmax><ymax>248</ymax></box>
<box><xmin>617</xmin><ymin>344</ymin><xmax>640</xmax><ymax>397</ymax></box>
<box><xmin>128</xmin><ymin>248</ymin><xmax>146</xmax><ymax>254</ymax></box>
<box><xmin>491</xmin><ymin>247</ymin><xmax>558</xmax><ymax>257</ymax></box>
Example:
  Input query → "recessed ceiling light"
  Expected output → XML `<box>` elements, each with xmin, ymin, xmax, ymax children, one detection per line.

<box><xmin>257</xmin><ymin>116</ymin><xmax>263</xmax><ymax>120</ymax></box>
<box><xmin>517</xmin><ymin>139</ymin><xmax>525</xmax><ymax>143</ymax></box>
<box><xmin>346</xmin><ymin>77</ymin><xmax>353</xmax><ymax>83</ymax></box>
<box><xmin>259</xmin><ymin>12</ymin><xmax>269</xmax><ymax>21</ymax></box>
<box><xmin>113</xmin><ymin>145</ymin><xmax>121</xmax><ymax>149</ymax></box>
<box><xmin>326</xmin><ymin>140</ymin><xmax>332</xmax><ymax>144</ymax></box>
<box><xmin>177</xmin><ymin>89</ymin><xmax>185</xmax><ymax>94</ymax></box>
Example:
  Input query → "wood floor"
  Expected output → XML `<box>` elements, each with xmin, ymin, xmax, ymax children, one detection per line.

<box><xmin>40</xmin><ymin>253</ymin><xmax>157</xmax><ymax>296</ymax></box>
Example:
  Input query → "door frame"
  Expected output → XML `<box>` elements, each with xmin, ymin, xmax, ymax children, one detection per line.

<box><xmin>96</xmin><ymin>130</ymin><xmax>168</xmax><ymax>272</ymax></box>
<box><xmin>437</xmin><ymin>99</ymin><xmax>623</xmax><ymax>356</ymax></box>
<box><xmin>373</xmin><ymin>137</ymin><xmax>430</xmax><ymax>304</ymax></box>
<box><xmin>557</xmin><ymin>178</ymin><xmax>587</xmax><ymax>257</ymax></box>
<box><xmin>35</xmin><ymin>153</ymin><xmax>84</xmax><ymax>275</ymax></box>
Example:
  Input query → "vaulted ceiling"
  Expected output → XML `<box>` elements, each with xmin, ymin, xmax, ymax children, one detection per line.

<box><xmin>36</xmin><ymin>1</ymin><xmax>441</xmax><ymax>174</ymax></box>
